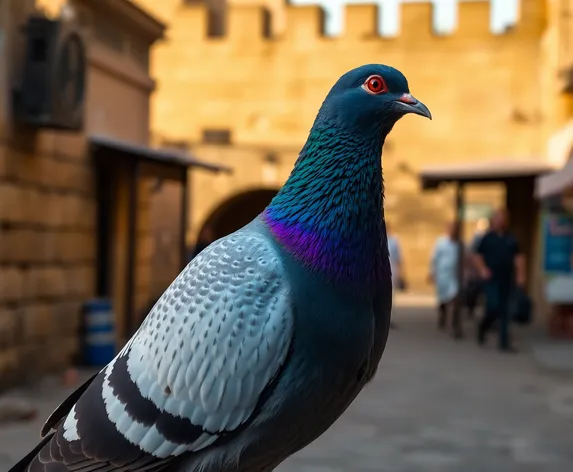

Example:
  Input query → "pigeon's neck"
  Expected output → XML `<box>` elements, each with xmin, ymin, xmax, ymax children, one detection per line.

<box><xmin>263</xmin><ymin>122</ymin><xmax>389</xmax><ymax>292</ymax></box>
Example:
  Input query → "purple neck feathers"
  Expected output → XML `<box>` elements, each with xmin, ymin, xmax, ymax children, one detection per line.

<box><xmin>263</xmin><ymin>124</ymin><xmax>389</xmax><ymax>292</ymax></box>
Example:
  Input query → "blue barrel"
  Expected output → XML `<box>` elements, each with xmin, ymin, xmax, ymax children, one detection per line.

<box><xmin>83</xmin><ymin>299</ymin><xmax>116</xmax><ymax>366</ymax></box>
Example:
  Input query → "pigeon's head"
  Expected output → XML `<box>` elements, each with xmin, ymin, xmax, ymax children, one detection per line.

<box><xmin>319</xmin><ymin>64</ymin><xmax>431</xmax><ymax>135</ymax></box>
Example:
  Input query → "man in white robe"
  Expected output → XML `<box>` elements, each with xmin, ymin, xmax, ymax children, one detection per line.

<box><xmin>429</xmin><ymin>221</ymin><xmax>462</xmax><ymax>338</ymax></box>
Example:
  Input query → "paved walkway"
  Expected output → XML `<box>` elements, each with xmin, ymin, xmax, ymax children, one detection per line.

<box><xmin>1</xmin><ymin>304</ymin><xmax>572</xmax><ymax>472</ymax></box>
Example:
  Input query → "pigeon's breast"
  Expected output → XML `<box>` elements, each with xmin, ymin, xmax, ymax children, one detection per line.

<box><xmin>181</xmin><ymin>271</ymin><xmax>375</xmax><ymax>472</ymax></box>
<box><xmin>224</xmin><ymin>220</ymin><xmax>377</xmax><ymax>470</ymax></box>
<box><xmin>249</xmin><ymin>272</ymin><xmax>375</xmax><ymax>457</ymax></box>
<box><xmin>239</xmin><ymin>298</ymin><xmax>373</xmax><ymax>470</ymax></box>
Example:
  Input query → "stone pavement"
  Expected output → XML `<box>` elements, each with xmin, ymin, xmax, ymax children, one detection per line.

<box><xmin>1</xmin><ymin>302</ymin><xmax>572</xmax><ymax>472</ymax></box>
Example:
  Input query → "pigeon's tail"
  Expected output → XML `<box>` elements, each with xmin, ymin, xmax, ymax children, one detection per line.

<box><xmin>7</xmin><ymin>433</ymin><xmax>54</xmax><ymax>472</ymax></box>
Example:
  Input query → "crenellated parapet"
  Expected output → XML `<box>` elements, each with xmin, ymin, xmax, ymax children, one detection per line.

<box><xmin>172</xmin><ymin>0</ymin><xmax>536</xmax><ymax>44</ymax></box>
<box><xmin>289</xmin><ymin>0</ymin><xmax>521</xmax><ymax>37</ymax></box>
<box><xmin>153</xmin><ymin>0</ymin><xmax>545</xmax><ymax>167</ymax></box>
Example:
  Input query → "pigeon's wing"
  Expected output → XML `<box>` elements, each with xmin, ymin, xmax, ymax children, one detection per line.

<box><xmin>366</xmin><ymin>287</ymin><xmax>392</xmax><ymax>382</ymax></box>
<box><xmin>365</xmin><ymin>239</ymin><xmax>392</xmax><ymax>383</ymax></box>
<box><xmin>17</xmin><ymin>230</ymin><xmax>294</xmax><ymax>472</ymax></box>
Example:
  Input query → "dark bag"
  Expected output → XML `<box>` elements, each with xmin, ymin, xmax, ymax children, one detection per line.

<box><xmin>509</xmin><ymin>287</ymin><xmax>533</xmax><ymax>325</ymax></box>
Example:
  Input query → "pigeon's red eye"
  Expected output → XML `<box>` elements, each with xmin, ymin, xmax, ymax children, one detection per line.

<box><xmin>363</xmin><ymin>75</ymin><xmax>388</xmax><ymax>95</ymax></box>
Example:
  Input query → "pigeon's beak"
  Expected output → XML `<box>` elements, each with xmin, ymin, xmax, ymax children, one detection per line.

<box><xmin>393</xmin><ymin>93</ymin><xmax>432</xmax><ymax>120</ymax></box>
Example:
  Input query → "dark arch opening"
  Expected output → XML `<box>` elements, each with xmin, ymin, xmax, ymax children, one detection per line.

<box><xmin>194</xmin><ymin>188</ymin><xmax>279</xmax><ymax>254</ymax></box>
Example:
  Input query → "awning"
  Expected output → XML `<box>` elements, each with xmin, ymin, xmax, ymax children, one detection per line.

<box><xmin>89</xmin><ymin>135</ymin><xmax>233</xmax><ymax>178</ymax></box>
<box><xmin>420</xmin><ymin>159</ymin><xmax>553</xmax><ymax>189</ymax></box>
<box><xmin>535</xmin><ymin>159</ymin><xmax>573</xmax><ymax>199</ymax></box>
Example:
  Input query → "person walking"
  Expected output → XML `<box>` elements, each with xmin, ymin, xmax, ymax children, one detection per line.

<box><xmin>473</xmin><ymin>208</ymin><xmax>526</xmax><ymax>352</ymax></box>
<box><xmin>465</xmin><ymin>217</ymin><xmax>490</xmax><ymax>319</ymax></box>
<box><xmin>429</xmin><ymin>221</ymin><xmax>463</xmax><ymax>338</ymax></box>
<box><xmin>387</xmin><ymin>223</ymin><xmax>404</xmax><ymax>329</ymax></box>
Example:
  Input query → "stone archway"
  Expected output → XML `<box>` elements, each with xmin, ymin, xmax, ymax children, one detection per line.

<box><xmin>196</xmin><ymin>188</ymin><xmax>279</xmax><ymax>244</ymax></box>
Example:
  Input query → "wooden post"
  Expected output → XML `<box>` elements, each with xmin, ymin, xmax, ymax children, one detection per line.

<box><xmin>180</xmin><ymin>168</ymin><xmax>190</xmax><ymax>270</ymax></box>
<box><xmin>125</xmin><ymin>160</ymin><xmax>140</xmax><ymax>338</ymax></box>
<box><xmin>453</xmin><ymin>182</ymin><xmax>465</xmax><ymax>336</ymax></box>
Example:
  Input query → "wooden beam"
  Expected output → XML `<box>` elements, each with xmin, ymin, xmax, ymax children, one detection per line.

<box><xmin>124</xmin><ymin>160</ymin><xmax>140</xmax><ymax>338</ymax></box>
<box><xmin>453</xmin><ymin>182</ymin><xmax>465</xmax><ymax>337</ymax></box>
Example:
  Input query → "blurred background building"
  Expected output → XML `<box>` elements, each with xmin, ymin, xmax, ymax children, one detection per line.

<box><xmin>0</xmin><ymin>0</ymin><xmax>227</xmax><ymax>387</ymax></box>
<box><xmin>138</xmin><ymin>0</ymin><xmax>548</xmax><ymax>291</ymax></box>
<box><xmin>1</xmin><ymin>0</ymin><xmax>573</xmax><ymax>386</ymax></box>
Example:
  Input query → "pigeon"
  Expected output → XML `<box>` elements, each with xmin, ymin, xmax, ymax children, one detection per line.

<box><xmin>9</xmin><ymin>64</ymin><xmax>431</xmax><ymax>472</ymax></box>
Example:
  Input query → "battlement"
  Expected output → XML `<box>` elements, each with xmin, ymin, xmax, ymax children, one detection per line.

<box><xmin>290</xmin><ymin>0</ymin><xmax>521</xmax><ymax>37</ymax></box>
<box><xmin>173</xmin><ymin>0</ymin><xmax>539</xmax><ymax>43</ymax></box>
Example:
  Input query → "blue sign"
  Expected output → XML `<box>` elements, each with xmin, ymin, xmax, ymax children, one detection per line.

<box><xmin>543</xmin><ymin>213</ymin><xmax>573</xmax><ymax>273</ymax></box>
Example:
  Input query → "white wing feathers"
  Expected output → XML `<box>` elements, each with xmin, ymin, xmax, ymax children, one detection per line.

<box><xmin>60</xmin><ymin>230</ymin><xmax>294</xmax><ymax>463</ymax></box>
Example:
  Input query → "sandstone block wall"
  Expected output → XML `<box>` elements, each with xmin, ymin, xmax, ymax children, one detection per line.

<box><xmin>140</xmin><ymin>0</ymin><xmax>544</xmax><ymax>290</ymax></box>
<box><xmin>0</xmin><ymin>134</ymin><xmax>157</xmax><ymax>386</ymax></box>
<box><xmin>0</xmin><ymin>0</ymin><xmax>165</xmax><ymax>386</ymax></box>
<box><xmin>0</xmin><ymin>130</ymin><xmax>95</xmax><ymax>387</ymax></box>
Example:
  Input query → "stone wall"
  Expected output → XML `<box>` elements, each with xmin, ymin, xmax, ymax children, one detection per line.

<box><xmin>0</xmin><ymin>130</ymin><xmax>95</xmax><ymax>387</ymax></box>
<box><xmin>0</xmin><ymin>0</ymin><xmax>162</xmax><ymax>386</ymax></box>
<box><xmin>0</xmin><ymin>123</ymin><xmax>157</xmax><ymax>389</ymax></box>
<box><xmin>0</xmin><ymin>0</ymin><xmax>92</xmax><ymax>386</ymax></box>
<box><xmin>137</xmin><ymin>0</ymin><xmax>545</xmax><ymax>290</ymax></box>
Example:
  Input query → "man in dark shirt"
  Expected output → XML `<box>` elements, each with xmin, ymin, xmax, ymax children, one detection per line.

<box><xmin>473</xmin><ymin>208</ymin><xmax>525</xmax><ymax>352</ymax></box>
